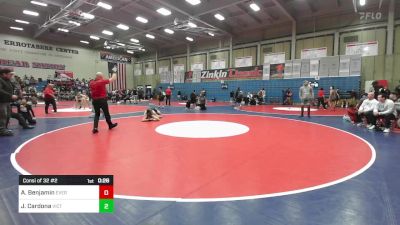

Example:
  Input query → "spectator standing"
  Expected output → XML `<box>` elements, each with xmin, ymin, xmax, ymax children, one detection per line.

<box><xmin>299</xmin><ymin>80</ymin><xmax>314</xmax><ymax>117</ymax></box>
<box><xmin>165</xmin><ymin>86</ymin><xmax>172</xmax><ymax>106</ymax></box>
<box><xmin>0</xmin><ymin>69</ymin><xmax>18</xmax><ymax>136</ymax></box>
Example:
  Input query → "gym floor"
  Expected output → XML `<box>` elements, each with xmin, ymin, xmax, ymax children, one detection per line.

<box><xmin>1</xmin><ymin>102</ymin><xmax>399</xmax><ymax>225</ymax></box>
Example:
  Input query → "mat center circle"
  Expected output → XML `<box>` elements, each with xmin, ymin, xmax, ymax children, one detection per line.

<box><xmin>155</xmin><ymin>120</ymin><xmax>249</xmax><ymax>138</ymax></box>
<box><xmin>273</xmin><ymin>107</ymin><xmax>318</xmax><ymax>112</ymax></box>
<box><xmin>57</xmin><ymin>108</ymin><xmax>92</xmax><ymax>112</ymax></box>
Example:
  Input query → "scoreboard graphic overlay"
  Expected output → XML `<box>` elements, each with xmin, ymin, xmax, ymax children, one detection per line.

<box><xmin>19</xmin><ymin>175</ymin><xmax>113</xmax><ymax>213</ymax></box>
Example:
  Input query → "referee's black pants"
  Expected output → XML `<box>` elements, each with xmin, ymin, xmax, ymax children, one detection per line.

<box><xmin>92</xmin><ymin>98</ymin><xmax>113</xmax><ymax>129</ymax></box>
<box><xmin>44</xmin><ymin>97</ymin><xmax>57</xmax><ymax>114</ymax></box>
<box><xmin>165</xmin><ymin>95</ymin><xmax>171</xmax><ymax>106</ymax></box>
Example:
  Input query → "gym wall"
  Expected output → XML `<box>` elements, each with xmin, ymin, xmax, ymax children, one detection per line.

<box><xmin>190</xmin><ymin>54</ymin><xmax>206</xmax><ymax>71</ymax></box>
<box><xmin>232</xmin><ymin>46</ymin><xmax>257</xmax><ymax>67</ymax></box>
<box><xmin>159</xmin><ymin>76</ymin><xmax>361</xmax><ymax>102</ymax></box>
<box><xmin>295</xmin><ymin>35</ymin><xmax>335</xmax><ymax>58</ymax></box>
<box><xmin>260</xmin><ymin>42</ymin><xmax>291</xmax><ymax>63</ymax></box>
<box><xmin>135</xmin><ymin>25</ymin><xmax>400</xmax><ymax>92</ymax></box>
<box><xmin>133</xmin><ymin>61</ymin><xmax>160</xmax><ymax>89</ymax></box>
<box><xmin>209</xmin><ymin>51</ymin><xmax>229</xmax><ymax>68</ymax></box>
<box><xmin>0</xmin><ymin>33</ymin><xmax>134</xmax><ymax>88</ymax></box>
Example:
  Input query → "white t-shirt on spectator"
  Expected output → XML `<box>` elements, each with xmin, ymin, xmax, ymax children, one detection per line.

<box><xmin>359</xmin><ymin>99</ymin><xmax>378</xmax><ymax>113</ymax></box>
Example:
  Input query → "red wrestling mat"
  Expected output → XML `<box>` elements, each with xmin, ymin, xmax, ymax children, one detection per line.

<box><xmin>33</xmin><ymin>104</ymin><xmax>147</xmax><ymax>118</ymax></box>
<box><xmin>13</xmin><ymin>114</ymin><xmax>374</xmax><ymax>201</ymax></box>
<box><xmin>240</xmin><ymin>105</ymin><xmax>348</xmax><ymax>116</ymax></box>
<box><xmin>35</xmin><ymin>101</ymin><xmax>75</xmax><ymax>107</ymax></box>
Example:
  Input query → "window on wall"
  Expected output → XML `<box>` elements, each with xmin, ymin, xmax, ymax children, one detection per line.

<box><xmin>233</xmin><ymin>47</ymin><xmax>257</xmax><ymax>67</ymax></box>
<box><xmin>210</xmin><ymin>59</ymin><xmax>226</xmax><ymax>69</ymax></box>
<box><xmin>263</xmin><ymin>47</ymin><xmax>273</xmax><ymax>54</ymax></box>
<box><xmin>134</xmin><ymin>64</ymin><xmax>142</xmax><ymax>76</ymax></box>
<box><xmin>343</xmin><ymin>36</ymin><xmax>359</xmax><ymax>43</ymax></box>
<box><xmin>145</xmin><ymin>62</ymin><xmax>155</xmax><ymax>75</ymax></box>
<box><xmin>235</xmin><ymin>56</ymin><xmax>253</xmax><ymax>67</ymax></box>
<box><xmin>209</xmin><ymin>51</ymin><xmax>229</xmax><ymax>69</ymax></box>
<box><xmin>339</xmin><ymin>29</ymin><xmax>387</xmax><ymax>55</ymax></box>
<box><xmin>191</xmin><ymin>63</ymin><xmax>204</xmax><ymax>71</ymax></box>
<box><xmin>190</xmin><ymin>54</ymin><xmax>206</xmax><ymax>71</ymax></box>
<box><xmin>296</xmin><ymin>35</ymin><xmax>334</xmax><ymax>59</ymax></box>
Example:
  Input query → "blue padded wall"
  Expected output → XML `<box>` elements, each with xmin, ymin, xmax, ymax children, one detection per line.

<box><xmin>35</xmin><ymin>81</ymin><xmax>48</xmax><ymax>91</ymax></box>
<box><xmin>160</xmin><ymin>76</ymin><xmax>360</xmax><ymax>102</ymax></box>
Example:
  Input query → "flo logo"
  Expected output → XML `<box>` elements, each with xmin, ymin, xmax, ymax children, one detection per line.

<box><xmin>359</xmin><ymin>0</ymin><xmax>384</xmax><ymax>21</ymax></box>
<box><xmin>360</xmin><ymin>12</ymin><xmax>382</xmax><ymax>20</ymax></box>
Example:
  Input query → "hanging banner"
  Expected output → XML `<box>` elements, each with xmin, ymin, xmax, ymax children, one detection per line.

<box><xmin>158</xmin><ymin>66</ymin><xmax>169</xmax><ymax>75</ymax></box>
<box><xmin>328</xmin><ymin>57</ymin><xmax>340</xmax><ymax>77</ymax></box>
<box><xmin>191</xmin><ymin>63</ymin><xmax>203</xmax><ymax>83</ymax></box>
<box><xmin>235</xmin><ymin>56</ymin><xmax>252</xmax><ymax>67</ymax></box>
<box><xmin>284</xmin><ymin>61</ymin><xmax>293</xmax><ymax>78</ymax></box>
<box><xmin>183</xmin><ymin>71</ymin><xmax>201</xmax><ymax>83</ymax></box>
<box><xmin>350</xmin><ymin>56</ymin><xmax>362</xmax><ymax>76</ymax></box>
<box><xmin>264</xmin><ymin>52</ymin><xmax>286</xmax><ymax>64</ymax></box>
<box><xmin>262</xmin><ymin>64</ymin><xmax>270</xmax><ymax>80</ymax></box>
<box><xmin>339</xmin><ymin>57</ymin><xmax>351</xmax><ymax>76</ymax></box>
<box><xmin>0</xmin><ymin>59</ymin><xmax>64</xmax><ymax>70</ymax></box>
<box><xmin>173</xmin><ymin>64</ymin><xmax>185</xmax><ymax>83</ymax></box>
<box><xmin>55</xmin><ymin>70</ymin><xmax>74</xmax><ymax>79</ymax></box>
<box><xmin>192</xmin><ymin>71</ymin><xmax>201</xmax><ymax>83</ymax></box>
<box><xmin>191</xmin><ymin>63</ymin><xmax>204</xmax><ymax>71</ymax></box>
<box><xmin>134</xmin><ymin>69</ymin><xmax>141</xmax><ymax>76</ymax></box>
<box><xmin>145</xmin><ymin>67</ymin><xmax>154</xmax><ymax>75</ymax></box>
<box><xmin>134</xmin><ymin>63</ymin><xmax>142</xmax><ymax>76</ymax></box>
<box><xmin>32</xmin><ymin>62</ymin><xmax>65</xmax><ymax>70</ymax></box>
<box><xmin>318</xmin><ymin>60</ymin><xmax>330</xmax><ymax>77</ymax></box>
<box><xmin>346</xmin><ymin>41</ymin><xmax>378</xmax><ymax>57</ymax></box>
<box><xmin>292</xmin><ymin>60</ymin><xmax>301</xmax><ymax>78</ymax></box>
<box><xmin>270</xmin><ymin>64</ymin><xmax>284</xmax><ymax>79</ymax></box>
<box><xmin>100</xmin><ymin>51</ymin><xmax>132</xmax><ymax>64</ymax></box>
<box><xmin>0</xmin><ymin>58</ymin><xmax>30</xmax><ymax>68</ymax></box>
<box><xmin>310</xmin><ymin>60</ymin><xmax>320</xmax><ymax>77</ymax></box>
<box><xmin>159</xmin><ymin>66</ymin><xmax>170</xmax><ymax>83</ymax></box>
<box><xmin>0</xmin><ymin>66</ymin><xmax>14</xmax><ymax>71</ymax></box>
<box><xmin>184</xmin><ymin>71</ymin><xmax>193</xmax><ymax>83</ymax></box>
<box><xmin>318</xmin><ymin>57</ymin><xmax>340</xmax><ymax>77</ymax></box>
<box><xmin>300</xmin><ymin>60</ymin><xmax>310</xmax><ymax>77</ymax></box>
<box><xmin>301</xmin><ymin>47</ymin><xmax>327</xmax><ymax>59</ymax></box>
<box><xmin>200</xmin><ymin>65</ymin><xmax>263</xmax><ymax>81</ymax></box>
<box><xmin>211</xmin><ymin>59</ymin><xmax>226</xmax><ymax>69</ymax></box>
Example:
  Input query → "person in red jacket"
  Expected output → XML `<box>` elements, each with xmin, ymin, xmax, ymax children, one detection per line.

<box><xmin>165</xmin><ymin>86</ymin><xmax>172</xmax><ymax>106</ymax></box>
<box><xmin>43</xmin><ymin>84</ymin><xmax>57</xmax><ymax>114</ymax></box>
<box><xmin>89</xmin><ymin>72</ymin><xmax>118</xmax><ymax>134</ymax></box>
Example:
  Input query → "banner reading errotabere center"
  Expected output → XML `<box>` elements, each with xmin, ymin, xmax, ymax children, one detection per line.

<box><xmin>200</xmin><ymin>65</ymin><xmax>263</xmax><ymax>81</ymax></box>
